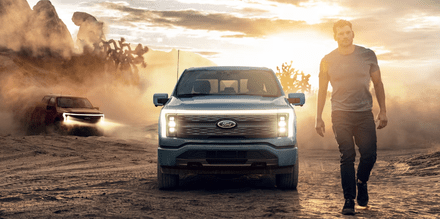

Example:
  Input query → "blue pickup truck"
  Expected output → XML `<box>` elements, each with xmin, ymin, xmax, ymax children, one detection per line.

<box><xmin>153</xmin><ymin>66</ymin><xmax>305</xmax><ymax>189</ymax></box>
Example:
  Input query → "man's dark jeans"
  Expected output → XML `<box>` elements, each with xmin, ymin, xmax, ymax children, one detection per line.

<box><xmin>332</xmin><ymin>110</ymin><xmax>377</xmax><ymax>200</ymax></box>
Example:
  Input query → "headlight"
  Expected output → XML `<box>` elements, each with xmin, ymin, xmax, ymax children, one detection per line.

<box><xmin>277</xmin><ymin>113</ymin><xmax>288</xmax><ymax>137</ymax></box>
<box><xmin>63</xmin><ymin>113</ymin><xmax>72</xmax><ymax>124</ymax></box>
<box><xmin>166</xmin><ymin>114</ymin><xmax>177</xmax><ymax>137</ymax></box>
<box><xmin>160</xmin><ymin>109</ymin><xmax>294</xmax><ymax>138</ymax></box>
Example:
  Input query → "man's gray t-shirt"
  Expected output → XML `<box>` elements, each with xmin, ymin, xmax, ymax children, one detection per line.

<box><xmin>319</xmin><ymin>45</ymin><xmax>380</xmax><ymax>112</ymax></box>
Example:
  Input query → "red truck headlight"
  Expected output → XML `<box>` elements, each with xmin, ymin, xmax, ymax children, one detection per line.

<box><xmin>63</xmin><ymin>113</ymin><xmax>73</xmax><ymax>124</ymax></box>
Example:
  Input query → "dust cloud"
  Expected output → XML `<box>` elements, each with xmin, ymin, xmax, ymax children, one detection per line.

<box><xmin>0</xmin><ymin>0</ymin><xmax>73</xmax><ymax>58</ymax></box>
<box><xmin>0</xmin><ymin>48</ymin><xmax>215</xmax><ymax>136</ymax></box>
<box><xmin>0</xmin><ymin>0</ymin><xmax>215</xmax><ymax>136</ymax></box>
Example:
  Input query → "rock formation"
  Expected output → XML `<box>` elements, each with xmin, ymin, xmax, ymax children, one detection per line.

<box><xmin>0</xmin><ymin>0</ymin><xmax>74</xmax><ymax>58</ymax></box>
<box><xmin>72</xmin><ymin>11</ymin><xmax>105</xmax><ymax>52</ymax></box>
<box><xmin>0</xmin><ymin>0</ymin><xmax>33</xmax><ymax>51</ymax></box>
<box><xmin>27</xmin><ymin>0</ymin><xmax>74</xmax><ymax>58</ymax></box>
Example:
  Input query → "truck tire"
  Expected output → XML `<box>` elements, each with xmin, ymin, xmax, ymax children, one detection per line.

<box><xmin>53</xmin><ymin>120</ymin><xmax>68</xmax><ymax>135</ymax></box>
<box><xmin>26</xmin><ymin>108</ymin><xmax>46</xmax><ymax>135</ymax></box>
<box><xmin>276</xmin><ymin>157</ymin><xmax>298</xmax><ymax>190</ymax></box>
<box><xmin>157</xmin><ymin>163</ymin><xmax>179</xmax><ymax>190</ymax></box>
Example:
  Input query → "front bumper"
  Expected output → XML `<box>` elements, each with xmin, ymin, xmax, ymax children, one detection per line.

<box><xmin>158</xmin><ymin>143</ymin><xmax>298</xmax><ymax>168</ymax></box>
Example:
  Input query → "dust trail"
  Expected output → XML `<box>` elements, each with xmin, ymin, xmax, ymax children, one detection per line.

<box><xmin>0</xmin><ymin>1</ymin><xmax>215</xmax><ymax>136</ymax></box>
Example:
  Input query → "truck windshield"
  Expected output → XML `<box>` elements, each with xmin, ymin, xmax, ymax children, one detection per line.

<box><xmin>175</xmin><ymin>70</ymin><xmax>282</xmax><ymax>97</ymax></box>
<box><xmin>57</xmin><ymin>97</ymin><xmax>94</xmax><ymax>108</ymax></box>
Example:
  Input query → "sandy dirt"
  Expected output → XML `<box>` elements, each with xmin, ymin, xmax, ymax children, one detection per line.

<box><xmin>1</xmin><ymin>124</ymin><xmax>439</xmax><ymax>219</ymax></box>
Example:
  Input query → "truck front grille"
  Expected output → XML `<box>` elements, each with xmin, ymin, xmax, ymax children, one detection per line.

<box><xmin>176</xmin><ymin>114</ymin><xmax>277</xmax><ymax>138</ymax></box>
<box><xmin>69</xmin><ymin>115</ymin><xmax>102</xmax><ymax>124</ymax></box>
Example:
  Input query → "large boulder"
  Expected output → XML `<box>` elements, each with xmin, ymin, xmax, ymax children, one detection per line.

<box><xmin>72</xmin><ymin>12</ymin><xmax>105</xmax><ymax>51</ymax></box>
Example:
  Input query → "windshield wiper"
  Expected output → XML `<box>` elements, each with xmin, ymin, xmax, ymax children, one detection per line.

<box><xmin>177</xmin><ymin>93</ymin><xmax>211</xmax><ymax>98</ymax></box>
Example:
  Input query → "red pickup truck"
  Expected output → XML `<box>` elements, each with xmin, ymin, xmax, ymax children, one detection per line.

<box><xmin>30</xmin><ymin>94</ymin><xmax>105</xmax><ymax>136</ymax></box>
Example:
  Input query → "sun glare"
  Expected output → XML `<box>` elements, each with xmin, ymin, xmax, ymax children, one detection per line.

<box><xmin>261</xmin><ymin>32</ymin><xmax>335</xmax><ymax>88</ymax></box>
<box><xmin>268</xmin><ymin>1</ymin><xmax>343</xmax><ymax>24</ymax></box>
<box><xmin>211</xmin><ymin>31</ymin><xmax>335</xmax><ymax>89</ymax></box>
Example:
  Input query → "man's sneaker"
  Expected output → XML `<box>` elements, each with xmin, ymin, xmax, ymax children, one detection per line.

<box><xmin>357</xmin><ymin>181</ymin><xmax>369</xmax><ymax>206</ymax></box>
<box><xmin>341</xmin><ymin>199</ymin><xmax>355</xmax><ymax>215</ymax></box>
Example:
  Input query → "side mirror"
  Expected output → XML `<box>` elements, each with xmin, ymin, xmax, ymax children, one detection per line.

<box><xmin>153</xmin><ymin>93</ymin><xmax>169</xmax><ymax>107</ymax></box>
<box><xmin>288</xmin><ymin>93</ymin><xmax>306</xmax><ymax>106</ymax></box>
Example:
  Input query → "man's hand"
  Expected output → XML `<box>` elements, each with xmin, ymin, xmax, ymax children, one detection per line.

<box><xmin>315</xmin><ymin>118</ymin><xmax>326</xmax><ymax>137</ymax></box>
<box><xmin>376</xmin><ymin>111</ymin><xmax>388</xmax><ymax>129</ymax></box>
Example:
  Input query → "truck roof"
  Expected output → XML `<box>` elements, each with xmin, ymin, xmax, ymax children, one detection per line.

<box><xmin>185</xmin><ymin>66</ymin><xmax>273</xmax><ymax>72</ymax></box>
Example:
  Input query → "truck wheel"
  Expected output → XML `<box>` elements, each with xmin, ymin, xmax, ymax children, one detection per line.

<box><xmin>157</xmin><ymin>163</ymin><xmax>179</xmax><ymax>190</ymax></box>
<box><xmin>53</xmin><ymin>120</ymin><xmax>68</xmax><ymax>135</ymax></box>
<box><xmin>276</xmin><ymin>157</ymin><xmax>298</xmax><ymax>190</ymax></box>
<box><xmin>26</xmin><ymin>108</ymin><xmax>45</xmax><ymax>135</ymax></box>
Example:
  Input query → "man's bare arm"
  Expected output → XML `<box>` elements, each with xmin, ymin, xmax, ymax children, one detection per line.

<box><xmin>315</xmin><ymin>71</ymin><xmax>329</xmax><ymax>137</ymax></box>
<box><xmin>371</xmin><ymin>69</ymin><xmax>388</xmax><ymax>129</ymax></box>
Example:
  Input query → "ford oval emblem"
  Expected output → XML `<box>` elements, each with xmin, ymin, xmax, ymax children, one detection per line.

<box><xmin>217</xmin><ymin>120</ymin><xmax>237</xmax><ymax>129</ymax></box>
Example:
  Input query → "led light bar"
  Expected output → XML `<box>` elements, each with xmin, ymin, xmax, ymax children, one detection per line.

<box><xmin>160</xmin><ymin>109</ymin><xmax>295</xmax><ymax>138</ymax></box>
<box><xmin>62</xmin><ymin>113</ymin><xmax>105</xmax><ymax>124</ymax></box>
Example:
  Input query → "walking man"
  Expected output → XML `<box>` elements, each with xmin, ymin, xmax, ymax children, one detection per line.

<box><xmin>315</xmin><ymin>20</ymin><xmax>388</xmax><ymax>215</ymax></box>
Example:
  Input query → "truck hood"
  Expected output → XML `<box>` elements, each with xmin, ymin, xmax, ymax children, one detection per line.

<box><xmin>60</xmin><ymin>108</ymin><xmax>103</xmax><ymax>114</ymax></box>
<box><xmin>164</xmin><ymin>95</ymin><xmax>291</xmax><ymax>111</ymax></box>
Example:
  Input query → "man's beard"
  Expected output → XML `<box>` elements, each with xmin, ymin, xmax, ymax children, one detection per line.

<box><xmin>338</xmin><ymin>39</ymin><xmax>352</xmax><ymax>48</ymax></box>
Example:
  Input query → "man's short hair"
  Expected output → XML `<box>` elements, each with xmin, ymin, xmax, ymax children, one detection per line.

<box><xmin>333</xmin><ymin>20</ymin><xmax>352</xmax><ymax>36</ymax></box>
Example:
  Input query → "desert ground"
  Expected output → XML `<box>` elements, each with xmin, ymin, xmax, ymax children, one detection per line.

<box><xmin>1</xmin><ymin>123</ymin><xmax>439</xmax><ymax>219</ymax></box>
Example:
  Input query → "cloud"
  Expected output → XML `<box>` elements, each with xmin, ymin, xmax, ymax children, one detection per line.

<box><xmin>91</xmin><ymin>0</ymin><xmax>440</xmax><ymax>63</ymax></box>
<box><xmin>329</xmin><ymin>0</ymin><xmax>440</xmax><ymax>62</ymax></box>
<box><xmin>194</xmin><ymin>51</ymin><xmax>221</xmax><ymax>56</ymax></box>
<box><xmin>341</xmin><ymin>14</ymin><xmax>440</xmax><ymax>61</ymax></box>
<box><xmin>342</xmin><ymin>0</ymin><xmax>440</xmax><ymax>15</ymax></box>
<box><xmin>233</xmin><ymin>7</ymin><xmax>269</xmax><ymax>16</ymax></box>
<box><xmin>266</xmin><ymin>0</ymin><xmax>306</xmax><ymax>6</ymax></box>
<box><xmin>98</xmin><ymin>2</ymin><xmax>311</xmax><ymax>38</ymax></box>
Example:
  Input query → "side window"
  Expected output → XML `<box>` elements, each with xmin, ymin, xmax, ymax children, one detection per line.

<box><xmin>240</xmin><ymin>79</ymin><xmax>248</xmax><ymax>93</ymax></box>
<box><xmin>41</xmin><ymin>96</ymin><xmax>51</xmax><ymax>104</ymax></box>
<box><xmin>48</xmin><ymin>97</ymin><xmax>56</xmax><ymax>106</ymax></box>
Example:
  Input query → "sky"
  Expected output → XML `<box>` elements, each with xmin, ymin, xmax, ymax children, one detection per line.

<box><xmin>0</xmin><ymin>0</ymin><xmax>438</xmax><ymax>145</ymax></box>
<box><xmin>25</xmin><ymin>0</ymin><xmax>440</xmax><ymax>90</ymax></box>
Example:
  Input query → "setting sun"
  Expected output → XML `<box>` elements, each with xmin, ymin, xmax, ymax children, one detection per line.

<box><xmin>211</xmin><ymin>31</ymin><xmax>335</xmax><ymax>89</ymax></box>
<box><xmin>264</xmin><ymin>32</ymin><xmax>335</xmax><ymax>87</ymax></box>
